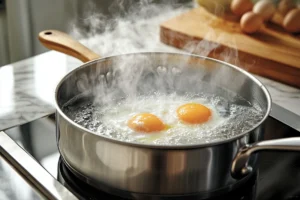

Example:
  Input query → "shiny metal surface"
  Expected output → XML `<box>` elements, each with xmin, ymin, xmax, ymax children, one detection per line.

<box><xmin>58</xmin><ymin>112</ymin><xmax>258</xmax><ymax>195</ymax></box>
<box><xmin>56</xmin><ymin>52</ymin><xmax>271</xmax><ymax>148</ymax></box>
<box><xmin>55</xmin><ymin>53</ymin><xmax>272</xmax><ymax>196</ymax></box>
<box><xmin>231</xmin><ymin>98</ymin><xmax>300</xmax><ymax>180</ymax></box>
<box><xmin>232</xmin><ymin>137</ymin><xmax>300</xmax><ymax>179</ymax></box>
<box><xmin>0</xmin><ymin>131</ymin><xmax>78</xmax><ymax>200</ymax></box>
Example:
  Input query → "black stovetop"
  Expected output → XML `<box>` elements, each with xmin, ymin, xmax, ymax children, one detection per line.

<box><xmin>2</xmin><ymin>104</ymin><xmax>300</xmax><ymax>200</ymax></box>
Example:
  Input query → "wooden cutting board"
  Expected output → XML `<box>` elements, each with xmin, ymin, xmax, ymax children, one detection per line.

<box><xmin>160</xmin><ymin>7</ymin><xmax>300</xmax><ymax>88</ymax></box>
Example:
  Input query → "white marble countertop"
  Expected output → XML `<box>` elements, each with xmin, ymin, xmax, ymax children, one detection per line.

<box><xmin>0</xmin><ymin>51</ymin><xmax>79</xmax><ymax>130</ymax></box>
<box><xmin>0</xmin><ymin>50</ymin><xmax>300</xmax><ymax>131</ymax></box>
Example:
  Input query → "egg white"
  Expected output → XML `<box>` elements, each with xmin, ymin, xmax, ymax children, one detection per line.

<box><xmin>98</xmin><ymin>93</ymin><xmax>228</xmax><ymax>144</ymax></box>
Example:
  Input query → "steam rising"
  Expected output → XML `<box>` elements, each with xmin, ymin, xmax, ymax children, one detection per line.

<box><xmin>71</xmin><ymin>0</ymin><xmax>192</xmax><ymax>56</ymax></box>
<box><xmin>70</xmin><ymin>1</ymin><xmax>200</xmax><ymax>104</ymax></box>
<box><xmin>64</xmin><ymin>0</ymin><xmax>264</xmax><ymax>141</ymax></box>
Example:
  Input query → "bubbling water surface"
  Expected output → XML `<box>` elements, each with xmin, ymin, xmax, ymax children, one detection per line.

<box><xmin>63</xmin><ymin>92</ymin><xmax>265</xmax><ymax>145</ymax></box>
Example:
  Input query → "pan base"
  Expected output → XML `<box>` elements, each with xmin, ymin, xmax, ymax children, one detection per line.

<box><xmin>58</xmin><ymin>157</ymin><xmax>256</xmax><ymax>200</ymax></box>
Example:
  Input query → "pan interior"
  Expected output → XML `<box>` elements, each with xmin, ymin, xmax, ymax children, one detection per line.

<box><xmin>57</xmin><ymin>53</ymin><xmax>269</xmax><ymax>146</ymax></box>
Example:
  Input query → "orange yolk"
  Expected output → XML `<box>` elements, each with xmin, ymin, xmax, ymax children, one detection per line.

<box><xmin>177</xmin><ymin>103</ymin><xmax>211</xmax><ymax>124</ymax></box>
<box><xmin>127</xmin><ymin>113</ymin><xmax>165</xmax><ymax>133</ymax></box>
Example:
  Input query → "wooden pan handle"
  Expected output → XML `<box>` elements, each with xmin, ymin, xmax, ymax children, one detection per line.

<box><xmin>38</xmin><ymin>30</ymin><xmax>100</xmax><ymax>62</ymax></box>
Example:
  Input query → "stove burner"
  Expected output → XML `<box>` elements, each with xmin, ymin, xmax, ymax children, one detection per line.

<box><xmin>57</xmin><ymin>157</ymin><xmax>121</xmax><ymax>200</ymax></box>
<box><xmin>57</xmin><ymin>157</ymin><xmax>256</xmax><ymax>200</ymax></box>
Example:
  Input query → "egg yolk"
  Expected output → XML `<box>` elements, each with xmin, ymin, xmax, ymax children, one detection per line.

<box><xmin>128</xmin><ymin>113</ymin><xmax>165</xmax><ymax>133</ymax></box>
<box><xmin>177</xmin><ymin>103</ymin><xmax>211</xmax><ymax>124</ymax></box>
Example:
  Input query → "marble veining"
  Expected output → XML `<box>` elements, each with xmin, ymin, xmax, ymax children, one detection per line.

<box><xmin>0</xmin><ymin>52</ymin><xmax>80</xmax><ymax>130</ymax></box>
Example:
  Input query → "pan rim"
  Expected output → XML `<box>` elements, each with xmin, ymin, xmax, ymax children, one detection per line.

<box><xmin>55</xmin><ymin>52</ymin><xmax>272</xmax><ymax>149</ymax></box>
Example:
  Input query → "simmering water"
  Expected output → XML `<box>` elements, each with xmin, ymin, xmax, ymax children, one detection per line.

<box><xmin>63</xmin><ymin>92</ymin><xmax>264</xmax><ymax>145</ymax></box>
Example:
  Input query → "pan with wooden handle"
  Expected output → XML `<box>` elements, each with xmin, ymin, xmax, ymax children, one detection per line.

<box><xmin>38</xmin><ymin>29</ymin><xmax>300</xmax><ymax>199</ymax></box>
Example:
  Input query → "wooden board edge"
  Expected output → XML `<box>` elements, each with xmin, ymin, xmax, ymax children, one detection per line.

<box><xmin>160</xmin><ymin>26</ymin><xmax>300</xmax><ymax>89</ymax></box>
<box><xmin>160</xmin><ymin>7</ymin><xmax>300</xmax><ymax>69</ymax></box>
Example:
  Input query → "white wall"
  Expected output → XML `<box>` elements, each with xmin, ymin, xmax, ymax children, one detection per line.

<box><xmin>28</xmin><ymin>0</ymin><xmax>77</xmax><ymax>56</ymax></box>
<box><xmin>0</xmin><ymin>8</ymin><xmax>9</xmax><ymax>66</ymax></box>
<box><xmin>5</xmin><ymin>0</ymin><xmax>32</xmax><ymax>63</ymax></box>
<box><xmin>0</xmin><ymin>0</ymin><xmax>76</xmax><ymax>66</ymax></box>
<box><xmin>0</xmin><ymin>0</ymin><xmax>190</xmax><ymax>66</ymax></box>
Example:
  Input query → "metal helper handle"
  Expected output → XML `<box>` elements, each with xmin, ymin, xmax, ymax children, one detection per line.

<box><xmin>0</xmin><ymin>131</ymin><xmax>78</xmax><ymax>200</ymax></box>
<box><xmin>231</xmin><ymin>137</ymin><xmax>300</xmax><ymax>179</ymax></box>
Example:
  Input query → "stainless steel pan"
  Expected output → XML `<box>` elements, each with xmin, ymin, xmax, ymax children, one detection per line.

<box><xmin>39</xmin><ymin>30</ymin><xmax>300</xmax><ymax>199</ymax></box>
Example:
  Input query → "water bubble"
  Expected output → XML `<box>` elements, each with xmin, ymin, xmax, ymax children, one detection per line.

<box><xmin>63</xmin><ymin>92</ymin><xmax>265</xmax><ymax>145</ymax></box>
